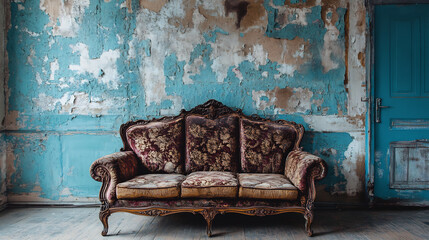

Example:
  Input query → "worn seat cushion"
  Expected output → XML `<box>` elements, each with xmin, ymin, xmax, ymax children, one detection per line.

<box><xmin>240</xmin><ymin>118</ymin><xmax>297</xmax><ymax>173</ymax></box>
<box><xmin>126</xmin><ymin>117</ymin><xmax>184</xmax><ymax>174</ymax></box>
<box><xmin>116</xmin><ymin>174</ymin><xmax>186</xmax><ymax>199</ymax></box>
<box><xmin>185</xmin><ymin>114</ymin><xmax>239</xmax><ymax>173</ymax></box>
<box><xmin>181</xmin><ymin>171</ymin><xmax>238</xmax><ymax>198</ymax></box>
<box><xmin>238</xmin><ymin>173</ymin><xmax>298</xmax><ymax>200</ymax></box>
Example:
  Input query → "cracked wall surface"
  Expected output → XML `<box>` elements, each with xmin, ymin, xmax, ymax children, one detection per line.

<box><xmin>5</xmin><ymin>0</ymin><xmax>367</xmax><ymax>203</ymax></box>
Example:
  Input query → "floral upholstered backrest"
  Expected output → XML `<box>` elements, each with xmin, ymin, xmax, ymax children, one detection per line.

<box><xmin>119</xmin><ymin>100</ymin><xmax>304</xmax><ymax>175</ymax></box>
<box><xmin>123</xmin><ymin>116</ymin><xmax>185</xmax><ymax>174</ymax></box>
<box><xmin>239</xmin><ymin>117</ymin><xmax>304</xmax><ymax>174</ymax></box>
<box><xmin>185</xmin><ymin>114</ymin><xmax>240</xmax><ymax>173</ymax></box>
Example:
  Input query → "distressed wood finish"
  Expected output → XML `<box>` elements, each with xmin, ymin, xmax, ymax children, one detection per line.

<box><xmin>103</xmin><ymin>205</ymin><xmax>307</xmax><ymax>237</ymax></box>
<box><xmin>389</xmin><ymin>141</ymin><xmax>429</xmax><ymax>190</ymax></box>
<box><xmin>96</xmin><ymin>100</ymin><xmax>316</xmax><ymax>237</ymax></box>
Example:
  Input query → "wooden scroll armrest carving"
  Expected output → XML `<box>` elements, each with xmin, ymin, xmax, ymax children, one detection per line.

<box><xmin>90</xmin><ymin>151</ymin><xmax>141</xmax><ymax>204</ymax></box>
<box><xmin>284</xmin><ymin>150</ymin><xmax>327</xmax><ymax>193</ymax></box>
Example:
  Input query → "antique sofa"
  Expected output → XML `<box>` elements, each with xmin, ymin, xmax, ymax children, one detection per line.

<box><xmin>90</xmin><ymin>100</ymin><xmax>327</xmax><ymax>237</ymax></box>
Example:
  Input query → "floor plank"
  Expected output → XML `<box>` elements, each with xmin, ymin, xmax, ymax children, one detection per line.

<box><xmin>0</xmin><ymin>207</ymin><xmax>427</xmax><ymax>240</ymax></box>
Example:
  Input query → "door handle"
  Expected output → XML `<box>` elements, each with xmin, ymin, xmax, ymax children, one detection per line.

<box><xmin>375</xmin><ymin>98</ymin><xmax>390</xmax><ymax>123</ymax></box>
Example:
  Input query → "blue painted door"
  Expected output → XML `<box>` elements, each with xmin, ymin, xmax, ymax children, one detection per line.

<box><xmin>374</xmin><ymin>5</ymin><xmax>429</xmax><ymax>205</ymax></box>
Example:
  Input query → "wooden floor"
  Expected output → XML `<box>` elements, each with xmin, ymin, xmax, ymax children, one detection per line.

<box><xmin>0</xmin><ymin>207</ymin><xmax>428</xmax><ymax>240</ymax></box>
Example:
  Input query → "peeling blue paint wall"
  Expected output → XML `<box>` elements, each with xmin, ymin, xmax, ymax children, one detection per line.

<box><xmin>5</xmin><ymin>0</ymin><xmax>368</xmax><ymax>203</ymax></box>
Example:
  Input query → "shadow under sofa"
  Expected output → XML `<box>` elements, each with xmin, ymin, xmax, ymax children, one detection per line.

<box><xmin>90</xmin><ymin>99</ymin><xmax>327</xmax><ymax>237</ymax></box>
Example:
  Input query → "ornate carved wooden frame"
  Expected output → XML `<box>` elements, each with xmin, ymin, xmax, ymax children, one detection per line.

<box><xmin>98</xmin><ymin>100</ymin><xmax>317</xmax><ymax>237</ymax></box>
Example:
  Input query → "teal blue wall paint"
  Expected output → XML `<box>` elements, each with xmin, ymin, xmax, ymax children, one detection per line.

<box><xmin>5</xmin><ymin>0</ymin><xmax>368</xmax><ymax>203</ymax></box>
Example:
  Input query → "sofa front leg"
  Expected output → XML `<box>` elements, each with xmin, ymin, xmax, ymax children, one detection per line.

<box><xmin>200</xmin><ymin>209</ymin><xmax>218</xmax><ymax>237</ymax></box>
<box><xmin>304</xmin><ymin>208</ymin><xmax>313</xmax><ymax>237</ymax></box>
<box><xmin>99</xmin><ymin>208</ymin><xmax>111</xmax><ymax>236</ymax></box>
<box><xmin>303</xmin><ymin>172</ymin><xmax>317</xmax><ymax>237</ymax></box>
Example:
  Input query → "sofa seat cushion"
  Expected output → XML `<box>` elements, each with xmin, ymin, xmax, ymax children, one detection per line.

<box><xmin>238</xmin><ymin>173</ymin><xmax>298</xmax><ymax>200</ymax></box>
<box><xmin>181</xmin><ymin>171</ymin><xmax>238</xmax><ymax>198</ymax></box>
<box><xmin>240</xmin><ymin>118</ymin><xmax>297</xmax><ymax>173</ymax></box>
<box><xmin>185</xmin><ymin>114</ymin><xmax>239</xmax><ymax>173</ymax></box>
<box><xmin>116</xmin><ymin>174</ymin><xmax>186</xmax><ymax>199</ymax></box>
<box><xmin>126</xmin><ymin>117</ymin><xmax>184</xmax><ymax>174</ymax></box>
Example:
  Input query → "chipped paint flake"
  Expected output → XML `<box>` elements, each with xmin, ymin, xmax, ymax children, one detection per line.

<box><xmin>40</xmin><ymin>0</ymin><xmax>90</xmax><ymax>37</ymax></box>
<box><xmin>69</xmin><ymin>43</ymin><xmax>121</xmax><ymax>89</ymax></box>
<box><xmin>49</xmin><ymin>59</ymin><xmax>59</xmax><ymax>81</ymax></box>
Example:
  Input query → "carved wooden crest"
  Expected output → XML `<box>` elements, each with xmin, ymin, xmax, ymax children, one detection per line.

<box><xmin>182</xmin><ymin>99</ymin><xmax>242</xmax><ymax>119</ymax></box>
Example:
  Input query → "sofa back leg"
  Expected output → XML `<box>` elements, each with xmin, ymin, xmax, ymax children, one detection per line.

<box><xmin>200</xmin><ymin>209</ymin><xmax>219</xmax><ymax>237</ymax></box>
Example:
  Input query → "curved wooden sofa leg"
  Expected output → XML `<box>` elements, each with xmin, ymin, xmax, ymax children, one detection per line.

<box><xmin>200</xmin><ymin>209</ymin><xmax>218</xmax><ymax>237</ymax></box>
<box><xmin>304</xmin><ymin>210</ymin><xmax>313</xmax><ymax>237</ymax></box>
<box><xmin>99</xmin><ymin>209</ymin><xmax>111</xmax><ymax>236</ymax></box>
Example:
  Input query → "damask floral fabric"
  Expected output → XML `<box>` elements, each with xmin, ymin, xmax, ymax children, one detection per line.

<box><xmin>284</xmin><ymin>150</ymin><xmax>327</xmax><ymax>191</ymax></box>
<box><xmin>181</xmin><ymin>171</ymin><xmax>238</xmax><ymax>198</ymax></box>
<box><xmin>181</xmin><ymin>171</ymin><xmax>238</xmax><ymax>187</ymax></box>
<box><xmin>185</xmin><ymin>114</ymin><xmax>239</xmax><ymax>173</ymax></box>
<box><xmin>237</xmin><ymin>173</ymin><xmax>298</xmax><ymax>200</ymax></box>
<box><xmin>238</xmin><ymin>173</ymin><xmax>297</xmax><ymax>189</ymax></box>
<box><xmin>126</xmin><ymin>117</ymin><xmax>185</xmax><ymax>174</ymax></box>
<box><xmin>240</xmin><ymin>118</ymin><xmax>297</xmax><ymax>173</ymax></box>
<box><xmin>116</xmin><ymin>174</ymin><xmax>186</xmax><ymax>199</ymax></box>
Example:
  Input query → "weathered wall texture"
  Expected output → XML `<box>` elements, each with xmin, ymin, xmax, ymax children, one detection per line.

<box><xmin>5</xmin><ymin>0</ymin><xmax>367</xmax><ymax>203</ymax></box>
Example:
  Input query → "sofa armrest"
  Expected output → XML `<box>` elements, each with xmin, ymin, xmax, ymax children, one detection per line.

<box><xmin>90</xmin><ymin>151</ymin><xmax>141</xmax><ymax>204</ymax></box>
<box><xmin>284</xmin><ymin>150</ymin><xmax>327</xmax><ymax>192</ymax></box>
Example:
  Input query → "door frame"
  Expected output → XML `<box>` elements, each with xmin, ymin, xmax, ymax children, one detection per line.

<box><xmin>366</xmin><ymin>0</ymin><xmax>429</xmax><ymax>206</ymax></box>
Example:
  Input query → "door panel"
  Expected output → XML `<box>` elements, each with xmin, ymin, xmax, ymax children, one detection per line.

<box><xmin>374</xmin><ymin>5</ymin><xmax>429</xmax><ymax>204</ymax></box>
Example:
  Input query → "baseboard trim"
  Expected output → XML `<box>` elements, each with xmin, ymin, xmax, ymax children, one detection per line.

<box><xmin>8</xmin><ymin>202</ymin><xmax>100</xmax><ymax>208</ymax></box>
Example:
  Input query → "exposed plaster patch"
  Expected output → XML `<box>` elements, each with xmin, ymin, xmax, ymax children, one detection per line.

<box><xmin>33</xmin><ymin>93</ymin><xmax>61</xmax><ymax>112</ymax></box>
<box><xmin>33</xmin><ymin>92</ymin><xmax>126</xmax><ymax>115</ymax></box>
<box><xmin>49</xmin><ymin>59</ymin><xmax>59</xmax><ymax>81</ymax></box>
<box><xmin>26</xmin><ymin>49</ymin><xmax>35</xmax><ymax>66</ymax></box>
<box><xmin>232</xmin><ymin>67</ymin><xmax>244</xmax><ymax>81</ymax></box>
<box><xmin>135</xmin><ymin>1</ymin><xmax>201</xmax><ymax>110</ymax></box>
<box><xmin>252</xmin><ymin>87</ymin><xmax>313</xmax><ymax>114</ymax></box>
<box><xmin>23</xmin><ymin>28</ymin><xmax>40</xmax><ymax>37</ymax></box>
<box><xmin>183</xmin><ymin>57</ymin><xmax>204</xmax><ymax>84</ymax></box>
<box><xmin>69</xmin><ymin>43</ymin><xmax>121</xmax><ymax>89</ymax></box>
<box><xmin>341</xmin><ymin>132</ymin><xmax>365</xmax><ymax>196</ymax></box>
<box><xmin>17</xmin><ymin>4</ymin><xmax>25</xmax><ymax>11</ymax></box>
<box><xmin>303</xmin><ymin>115</ymin><xmax>365</xmax><ymax>132</ymax></box>
<box><xmin>40</xmin><ymin>0</ymin><xmax>90</xmax><ymax>37</ymax></box>
<box><xmin>120</xmin><ymin>1</ymin><xmax>131</xmax><ymax>12</ymax></box>
<box><xmin>275</xmin><ymin>6</ymin><xmax>312</xmax><ymax>27</ymax></box>
<box><xmin>140</xmin><ymin>0</ymin><xmax>169</xmax><ymax>13</ymax></box>
<box><xmin>248</xmin><ymin>44</ymin><xmax>267</xmax><ymax>66</ymax></box>
<box><xmin>6</xmin><ymin>142</ymin><xmax>17</xmax><ymax>189</ymax></box>
<box><xmin>4</xmin><ymin>111</ymin><xmax>21</xmax><ymax>130</ymax></box>
<box><xmin>346</xmin><ymin>1</ymin><xmax>367</xmax><ymax>117</ymax></box>
<box><xmin>210</xmin><ymin>32</ymin><xmax>246</xmax><ymax>83</ymax></box>
<box><xmin>321</xmin><ymin>9</ymin><xmax>343</xmax><ymax>73</ymax></box>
